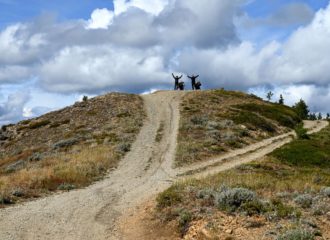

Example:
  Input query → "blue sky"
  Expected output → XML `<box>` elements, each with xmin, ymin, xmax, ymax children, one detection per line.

<box><xmin>1</xmin><ymin>0</ymin><xmax>330</xmax><ymax>125</ymax></box>
<box><xmin>0</xmin><ymin>0</ymin><xmax>114</xmax><ymax>27</ymax></box>
<box><xmin>244</xmin><ymin>0</ymin><xmax>328</xmax><ymax>17</ymax></box>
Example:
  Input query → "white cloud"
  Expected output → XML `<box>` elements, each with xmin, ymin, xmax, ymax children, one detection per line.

<box><xmin>86</xmin><ymin>8</ymin><xmax>114</xmax><ymax>29</ymax></box>
<box><xmin>0</xmin><ymin>91</ymin><xmax>30</xmax><ymax>125</ymax></box>
<box><xmin>39</xmin><ymin>45</ymin><xmax>169</xmax><ymax>93</ymax></box>
<box><xmin>113</xmin><ymin>0</ymin><xmax>169</xmax><ymax>16</ymax></box>
<box><xmin>0</xmin><ymin>23</ymin><xmax>46</xmax><ymax>65</ymax></box>
<box><xmin>270</xmin><ymin>4</ymin><xmax>330</xmax><ymax>85</ymax></box>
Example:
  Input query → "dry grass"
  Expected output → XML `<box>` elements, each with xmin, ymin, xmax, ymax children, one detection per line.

<box><xmin>176</xmin><ymin>89</ymin><xmax>300</xmax><ymax>167</ymax></box>
<box><xmin>0</xmin><ymin>146</ymin><xmax>119</xmax><ymax>201</ymax></box>
<box><xmin>155</xmin><ymin>121</ymin><xmax>165</xmax><ymax>142</ymax></box>
<box><xmin>0</xmin><ymin>92</ymin><xmax>145</xmax><ymax>206</ymax></box>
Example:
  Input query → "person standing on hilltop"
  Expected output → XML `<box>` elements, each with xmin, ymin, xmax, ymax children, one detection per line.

<box><xmin>172</xmin><ymin>73</ymin><xmax>183</xmax><ymax>90</ymax></box>
<box><xmin>187</xmin><ymin>74</ymin><xmax>199</xmax><ymax>90</ymax></box>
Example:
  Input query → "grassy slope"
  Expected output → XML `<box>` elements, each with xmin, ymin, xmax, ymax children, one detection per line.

<box><xmin>0</xmin><ymin>93</ymin><xmax>145</xmax><ymax>205</ymax></box>
<box><xmin>176</xmin><ymin>89</ymin><xmax>300</xmax><ymax>167</ymax></box>
<box><xmin>157</xmin><ymin>122</ymin><xmax>330</xmax><ymax>238</ymax></box>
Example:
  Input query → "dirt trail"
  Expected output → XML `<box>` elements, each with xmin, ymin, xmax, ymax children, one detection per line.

<box><xmin>0</xmin><ymin>91</ymin><xmax>328</xmax><ymax>240</ymax></box>
<box><xmin>177</xmin><ymin>120</ymin><xmax>329</xmax><ymax>179</ymax></box>
<box><xmin>0</xmin><ymin>91</ymin><xmax>183</xmax><ymax>240</ymax></box>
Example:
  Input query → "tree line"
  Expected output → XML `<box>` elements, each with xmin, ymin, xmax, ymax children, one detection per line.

<box><xmin>266</xmin><ymin>91</ymin><xmax>329</xmax><ymax>120</ymax></box>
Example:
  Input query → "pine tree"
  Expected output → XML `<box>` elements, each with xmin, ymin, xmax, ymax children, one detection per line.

<box><xmin>326</xmin><ymin>113</ymin><xmax>330</xmax><ymax>120</ymax></box>
<box><xmin>309</xmin><ymin>113</ymin><xmax>317</xmax><ymax>120</ymax></box>
<box><xmin>266</xmin><ymin>91</ymin><xmax>274</xmax><ymax>101</ymax></box>
<box><xmin>292</xmin><ymin>99</ymin><xmax>309</xmax><ymax>120</ymax></box>
<box><xmin>318</xmin><ymin>113</ymin><xmax>323</xmax><ymax>120</ymax></box>
<box><xmin>278</xmin><ymin>94</ymin><xmax>284</xmax><ymax>105</ymax></box>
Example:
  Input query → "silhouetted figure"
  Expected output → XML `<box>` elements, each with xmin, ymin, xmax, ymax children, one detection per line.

<box><xmin>172</xmin><ymin>73</ymin><xmax>183</xmax><ymax>90</ymax></box>
<box><xmin>178</xmin><ymin>81</ymin><xmax>185</xmax><ymax>91</ymax></box>
<box><xmin>195</xmin><ymin>81</ymin><xmax>202</xmax><ymax>90</ymax></box>
<box><xmin>187</xmin><ymin>74</ymin><xmax>199</xmax><ymax>90</ymax></box>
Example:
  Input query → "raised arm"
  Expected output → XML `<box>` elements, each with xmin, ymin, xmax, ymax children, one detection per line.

<box><xmin>179</xmin><ymin>75</ymin><xmax>183</xmax><ymax>79</ymax></box>
<box><xmin>187</xmin><ymin>75</ymin><xmax>192</xmax><ymax>79</ymax></box>
<box><xmin>196</xmin><ymin>75</ymin><xmax>199</xmax><ymax>78</ymax></box>
<box><xmin>172</xmin><ymin>73</ymin><xmax>175</xmax><ymax>78</ymax></box>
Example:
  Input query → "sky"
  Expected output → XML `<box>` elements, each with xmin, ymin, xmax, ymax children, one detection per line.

<box><xmin>1</xmin><ymin>0</ymin><xmax>330</xmax><ymax>125</ymax></box>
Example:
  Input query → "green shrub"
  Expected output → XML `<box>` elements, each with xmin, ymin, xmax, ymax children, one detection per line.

<box><xmin>29</xmin><ymin>120</ymin><xmax>51</xmax><ymax>129</ymax></box>
<box><xmin>294</xmin><ymin>123</ymin><xmax>309</xmax><ymax>139</ymax></box>
<box><xmin>57</xmin><ymin>183</ymin><xmax>76</xmax><ymax>191</ymax></box>
<box><xmin>157</xmin><ymin>186</ymin><xmax>183</xmax><ymax>208</ymax></box>
<box><xmin>277</xmin><ymin>229</ymin><xmax>314</xmax><ymax>240</ymax></box>
<box><xmin>271</xmin><ymin>198</ymin><xmax>299</xmax><ymax>218</ymax></box>
<box><xmin>240</xmin><ymin>199</ymin><xmax>267</xmax><ymax>215</ymax></box>
<box><xmin>116</xmin><ymin>143</ymin><xmax>131</xmax><ymax>154</ymax></box>
<box><xmin>178</xmin><ymin>210</ymin><xmax>192</xmax><ymax>236</ymax></box>
<box><xmin>321</xmin><ymin>187</ymin><xmax>330</xmax><ymax>197</ymax></box>
<box><xmin>53</xmin><ymin>138</ymin><xmax>79</xmax><ymax>149</ymax></box>
<box><xmin>190</xmin><ymin>116</ymin><xmax>208</xmax><ymax>125</ymax></box>
<box><xmin>294</xmin><ymin>194</ymin><xmax>313</xmax><ymax>208</ymax></box>
<box><xmin>214</xmin><ymin>186</ymin><xmax>257</xmax><ymax>212</ymax></box>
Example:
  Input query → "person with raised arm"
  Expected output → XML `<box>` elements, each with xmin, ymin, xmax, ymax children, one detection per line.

<box><xmin>187</xmin><ymin>74</ymin><xmax>199</xmax><ymax>90</ymax></box>
<box><xmin>172</xmin><ymin>73</ymin><xmax>183</xmax><ymax>90</ymax></box>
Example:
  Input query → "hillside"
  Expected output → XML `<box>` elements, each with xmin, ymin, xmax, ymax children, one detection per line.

<box><xmin>154</xmin><ymin>122</ymin><xmax>330</xmax><ymax>240</ymax></box>
<box><xmin>0</xmin><ymin>93</ymin><xmax>145</xmax><ymax>205</ymax></box>
<box><xmin>176</xmin><ymin>89</ymin><xmax>300</xmax><ymax>166</ymax></box>
<box><xmin>0</xmin><ymin>90</ymin><xmax>327</xmax><ymax>240</ymax></box>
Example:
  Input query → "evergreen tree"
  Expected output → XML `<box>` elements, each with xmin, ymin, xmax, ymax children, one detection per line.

<box><xmin>327</xmin><ymin>113</ymin><xmax>330</xmax><ymax>120</ymax></box>
<box><xmin>318</xmin><ymin>113</ymin><xmax>323</xmax><ymax>120</ymax></box>
<box><xmin>309</xmin><ymin>113</ymin><xmax>317</xmax><ymax>120</ymax></box>
<box><xmin>82</xmin><ymin>96</ymin><xmax>88</xmax><ymax>102</ymax></box>
<box><xmin>266</xmin><ymin>91</ymin><xmax>274</xmax><ymax>101</ymax></box>
<box><xmin>292</xmin><ymin>99</ymin><xmax>309</xmax><ymax>120</ymax></box>
<box><xmin>278</xmin><ymin>94</ymin><xmax>284</xmax><ymax>105</ymax></box>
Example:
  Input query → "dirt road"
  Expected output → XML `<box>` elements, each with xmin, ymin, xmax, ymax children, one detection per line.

<box><xmin>0</xmin><ymin>91</ymin><xmax>328</xmax><ymax>240</ymax></box>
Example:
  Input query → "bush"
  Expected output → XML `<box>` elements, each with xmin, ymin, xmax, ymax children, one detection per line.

<box><xmin>0</xmin><ymin>195</ymin><xmax>13</xmax><ymax>205</ymax></box>
<box><xmin>321</xmin><ymin>187</ymin><xmax>330</xmax><ymax>197</ymax></box>
<box><xmin>178</xmin><ymin>210</ymin><xmax>192</xmax><ymax>236</ymax></box>
<box><xmin>28</xmin><ymin>152</ymin><xmax>44</xmax><ymax>162</ymax></box>
<box><xmin>28</xmin><ymin>120</ymin><xmax>51</xmax><ymax>129</ymax></box>
<box><xmin>240</xmin><ymin>199</ymin><xmax>267</xmax><ymax>215</ymax></box>
<box><xmin>294</xmin><ymin>124</ymin><xmax>309</xmax><ymax>139</ymax></box>
<box><xmin>312</xmin><ymin>201</ymin><xmax>329</xmax><ymax>215</ymax></box>
<box><xmin>53</xmin><ymin>138</ymin><xmax>79</xmax><ymax>149</ymax></box>
<box><xmin>157</xmin><ymin>186</ymin><xmax>183</xmax><ymax>208</ymax></box>
<box><xmin>214</xmin><ymin>186</ymin><xmax>257</xmax><ymax>212</ymax></box>
<box><xmin>190</xmin><ymin>116</ymin><xmax>208</xmax><ymax>126</ymax></box>
<box><xmin>277</xmin><ymin>229</ymin><xmax>314</xmax><ymax>240</ymax></box>
<box><xmin>57</xmin><ymin>183</ymin><xmax>76</xmax><ymax>191</ymax></box>
<box><xmin>294</xmin><ymin>194</ymin><xmax>313</xmax><ymax>208</ymax></box>
<box><xmin>116</xmin><ymin>143</ymin><xmax>131</xmax><ymax>154</ymax></box>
